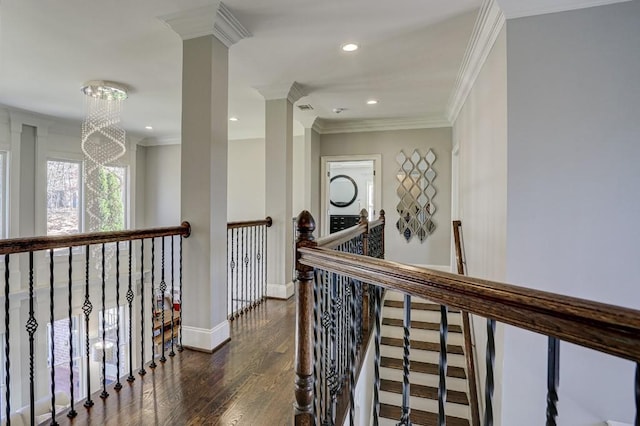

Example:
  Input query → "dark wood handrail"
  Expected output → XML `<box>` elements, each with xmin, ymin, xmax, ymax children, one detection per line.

<box><xmin>227</xmin><ymin>217</ymin><xmax>273</xmax><ymax>229</ymax></box>
<box><xmin>0</xmin><ymin>222</ymin><xmax>191</xmax><ymax>255</ymax></box>
<box><xmin>298</xmin><ymin>247</ymin><xmax>640</xmax><ymax>362</ymax></box>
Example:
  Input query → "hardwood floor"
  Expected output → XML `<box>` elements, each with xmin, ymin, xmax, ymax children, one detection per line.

<box><xmin>61</xmin><ymin>298</ymin><xmax>295</xmax><ymax>425</ymax></box>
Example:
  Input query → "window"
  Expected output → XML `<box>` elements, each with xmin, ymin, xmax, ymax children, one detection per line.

<box><xmin>47</xmin><ymin>160</ymin><xmax>82</xmax><ymax>235</ymax></box>
<box><xmin>47</xmin><ymin>317</ymin><xmax>82</xmax><ymax>399</ymax></box>
<box><xmin>102</xmin><ymin>165</ymin><xmax>127</xmax><ymax>231</ymax></box>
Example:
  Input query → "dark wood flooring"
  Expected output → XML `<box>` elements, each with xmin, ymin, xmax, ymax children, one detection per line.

<box><xmin>59</xmin><ymin>298</ymin><xmax>295</xmax><ymax>425</ymax></box>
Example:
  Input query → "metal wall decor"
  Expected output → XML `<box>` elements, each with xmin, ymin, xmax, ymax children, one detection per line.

<box><xmin>329</xmin><ymin>174</ymin><xmax>358</xmax><ymax>208</ymax></box>
<box><xmin>395</xmin><ymin>149</ymin><xmax>437</xmax><ymax>242</ymax></box>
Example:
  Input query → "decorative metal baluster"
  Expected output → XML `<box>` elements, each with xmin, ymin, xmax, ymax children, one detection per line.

<box><xmin>83</xmin><ymin>246</ymin><xmax>94</xmax><ymax>408</ymax></box>
<box><xmin>139</xmin><ymin>239</ymin><xmax>147</xmax><ymax>374</ymax></box>
<box><xmin>127</xmin><ymin>241</ymin><xmax>135</xmax><ymax>382</ymax></box>
<box><xmin>100</xmin><ymin>243</ymin><xmax>109</xmax><ymax>399</ymax></box>
<box><xmin>169</xmin><ymin>236</ymin><xmax>176</xmax><ymax>357</ymax></box>
<box><xmin>114</xmin><ymin>244</ymin><xmax>122</xmax><ymax>390</ymax></box>
<box><xmin>398</xmin><ymin>294</ymin><xmax>412</xmax><ymax>425</ymax></box>
<box><xmin>251</xmin><ymin>226</ymin><xmax>255</xmax><ymax>308</ymax></box>
<box><xmin>263</xmin><ymin>224</ymin><xmax>268</xmax><ymax>302</ymax></box>
<box><xmin>484</xmin><ymin>318</ymin><xmax>496</xmax><ymax>426</ymax></box>
<box><xmin>26</xmin><ymin>252</ymin><xmax>38</xmax><ymax>424</ymax></box>
<box><xmin>439</xmin><ymin>305</ymin><xmax>448</xmax><ymax>426</ymax></box>
<box><xmin>235</xmin><ymin>228</ymin><xmax>240</xmax><ymax>318</ymax></box>
<box><xmin>228</xmin><ymin>229</ymin><xmax>234</xmax><ymax>319</ymax></box>
<box><xmin>243</xmin><ymin>227</ymin><xmax>249</xmax><ymax>313</ymax></box>
<box><xmin>159</xmin><ymin>237</ymin><xmax>167</xmax><ymax>363</ymax></box>
<box><xmin>49</xmin><ymin>250</ymin><xmax>59</xmax><ymax>425</ymax></box>
<box><xmin>635</xmin><ymin>363</ymin><xmax>639</xmax><ymax>426</ymax></box>
<box><xmin>372</xmin><ymin>286</ymin><xmax>382</xmax><ymax>426</ymax></box>
<box><xmin>66</xmin><ymin>248</ymin><xmax>78</xmax><ymax>416</ymax></box>
<box><xmin>348</xmin><ymin>279</ymin><xmax>357</xmax><ymax>426</ymax></box>
<box><xmin>178</xmin><ymin>236</ymin><xmax>184</xmax><ymax>352</ymax></box>
<box><xmin>4</xmin><ymin>255</ymin><xmax>10</xmax><ymax>422</ymax></box>
<box><xmin>322</xmin><ymin>271</ymin><xmax>331</xmax><ymax>423</ymax></box>
<box><xmin>546</xmin><ymin>337</ymin><xmax>560</xmax><ymax>425</ymax></box>
<box><xmin>329</xmin><ymin>273</ymin><xmax>339</xmax><ymax>423</ymax></box>
<box><xmin>150</xmin><ymin>239</ymin><xmax>157</xmax><ymax>367</ymax></box>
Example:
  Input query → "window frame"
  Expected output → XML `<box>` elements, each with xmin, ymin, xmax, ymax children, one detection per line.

<box><xmin>45</xmin><ymin>157</ymin><xmax>84</xmax><ymax>237</ymax></box>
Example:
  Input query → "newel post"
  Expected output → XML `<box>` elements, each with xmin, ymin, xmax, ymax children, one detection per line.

<box><xmin>294</xmin><ymin>211</ymin><xmax>317</xmax><ymax>425</ymax></box>
<box><xmin>359</xmin><ymin>209</ymin><xmax>371</xmax><ymax>333</ymax></box>
<box><xmin>379</xmin><ymin>209</ymin><xmax>386</xmax><ymax>259</ymax></box>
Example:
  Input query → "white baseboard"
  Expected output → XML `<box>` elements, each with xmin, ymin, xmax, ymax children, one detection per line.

<box><xmin>267</xmin><ymin>281</ymin><xmax>295</xmax><ymax>299</ymax></box>
<box><xmin>182</xmin><ymin>320</ymin><xmax>230</xmax><ymax>352</ymax></box>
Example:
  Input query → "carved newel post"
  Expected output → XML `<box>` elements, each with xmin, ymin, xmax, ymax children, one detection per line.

<box><xmin>294</xmin><ymin>211</ymin><xmax>317</xmax><ymax>425</ymax></box>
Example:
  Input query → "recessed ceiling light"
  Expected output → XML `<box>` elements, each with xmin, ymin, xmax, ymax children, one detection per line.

<box><xmin>367</xmin><ymin>100</ymin><xmax>378</xmax><ymax>105</ymax></box>
<box><xmin>145</xmin><ymin>125</ymin><xmax>153</xmax><ymax>130</ymax></box>
<box><xmin>341</xmin><ymin>43</ymin><xmax>359</xmax><ymax>52</ymax></box>
<box><xmin>229</xmin><ymin>117</ymin><xmax>238</xmax><ymax>121</ymax></box>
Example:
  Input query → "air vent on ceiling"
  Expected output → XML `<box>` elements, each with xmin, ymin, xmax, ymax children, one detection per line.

<box><xmin>297</xmin><ymin>104</ymin><xmax>314</xmax><ymax>111</ymax></box>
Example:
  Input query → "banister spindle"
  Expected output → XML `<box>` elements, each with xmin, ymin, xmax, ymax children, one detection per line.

<box><xmin>243</xmin><ymin>227</ymin><xmax>249</xmax><ymax>313</ymax></box>
<box><xmin>49</xmin><ymin>249</ymin><xmax>59</xmax><ymax>425</ymax></box>
<box><xmin>372</xmin><ymin>286</ymin><xmax>382</xmax><ymax>426</ymax></box>
<box><xmin>178</xmin><ymin>235</ymin><xmax>184</xmax><ymax>352</ymax></box>
<box><xmin>439</xmin><ymin>305</ymin><xmax>448</xmax><ymax>426</ymax></box>
<box><xmin>127</xmin><ymin>241</ymin><xmax>135</xmax><ymax>382</ymax></box>
<box><xmin>399</xmin><ymin>294</ymin><xmax>411</xmax><ymax>425</ymax></box>
<box><xmin>83</xmin><ymin>246</ymin><xmax>94</xmax><ymax>408</ymax></box>
<box><xmin>115</xmin><ymin>243</ymin><xmax>123</xmax><ymax>390</ymax></box>
<box><xmin>348</xmin><ymin>279</ymin><xmax>357</xmax><ymax>426</ymax></box>
<box><xmin>159</xmin><ymin>237</ymin><xmax>166</xmax><ymax>363</ymax></box>
<box><xmin>294</xmin><ymin>211</ymin><xmax>316</xmax><ymax>425</ymax></box>
<box><xmin>635</xmin><ymin>363</ymin><xmax>639</xmax><ymax>425</ymax></box>
<box><xmin>66</xmin><ymin>248</ymin><xmax>77</xmax><ymax>417</ymax></box>
<box><xmin>150</xmin><ymin>238</ymin><xmax>157</xmax><ymax>367</ymax></box>
<box><xmin>235</xmin><ymin>228</ymin><xmax>240</xmax><ymax>318</ymax></box>
<box><xmin>546</xmin><ymin>337</ymin><xmax>560</xmax><ymax>425</ymax></box>
<box><xmin>169</xmin><ymin>236</ymin><xmax>175</xmax><ymax>357</ymax></box>
<box><xmin>312</xmin><ymin>269</ymin><xmax>322</xmax><ymax>421</ymax></box>
<box><xmin>228</xmin><ymin>228</ymin><xmax>234</xmax><ymax>319</ymax></box>
<box><xmin>100</xmin><ymin>243</ymin><xmax>109</xmax><ymax>399</ymax></box>
<box><xmin>139</xmin><ymin>240</ymin><xmax>147</xmax><ymax>374</ymax></box>
<box><xmin>485</xmin><ymin>318</ymin><xmax>496</xmax><ymax>426</ymax></box>
<box><xmin>4</xmin><ymin>255</ymin><xmax>10</xmax><ymax>422</ymax></box>
<box><xmin>27</xmin><ymin>251</ymin><xmax>37</xmax><ymax>424</ymax></box>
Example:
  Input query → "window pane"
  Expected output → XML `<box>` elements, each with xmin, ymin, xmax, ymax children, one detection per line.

<box><xmin>47</xmin><ymin>160</ymin><xmax>81</xmax><ymax>235</ymax></box>
<box><xmin>100</xmin><ymin>166</ymin><xmax>126</xmax><ymax>231</ymax></box>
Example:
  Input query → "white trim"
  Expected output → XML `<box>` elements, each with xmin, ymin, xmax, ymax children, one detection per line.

<box><xmin>315</xmin><ymin>116</ymin><xmax>450</xmax><ymax>135</ymax></box>
<box><xmin>446</xmin><ymin>0</ymin><xmax>505</xmax><ymax>124</ymax></box>
<box><xmin>213</xmin><ymin>2</ymin><xmax>252</xmax><ymax>48</ymax></box>
<box><xmin>256</xmin><ymin>81</ymin><xmax>307</xmax><ymax>103</ymax></box>
<box><xmin>181</xmin><ymin>320</ymin><xmax>230</xmax><ymax>352</ymax></box>
<box><xmin>138</xmin><ymin>136</ymin><xmax>181</xmax><ymax>147</ymax></box>
<box><xmin>502</xmin><ymin>0</ymin><xmax>631</xmax><ymax>19</ymax></box>
<box><xmin>267</xmin><ymin>282</ymin><xmax>295</xmax><ymax>299</ymax></box>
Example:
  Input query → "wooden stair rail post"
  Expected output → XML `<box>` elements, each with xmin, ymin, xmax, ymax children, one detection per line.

<box><xmin>452</xmin><ymin>220</ymin><xmax>481</xmax><ymax>426</ymax></box>
<box><xmin>294</xmin><ymin>211</ymin><xmax>317</xmax><ymax>425</ymax></box>
<box><xmin>360</xmin><ymin>209</ymin><xmax>370</xmax><ymax>333</ymax></box>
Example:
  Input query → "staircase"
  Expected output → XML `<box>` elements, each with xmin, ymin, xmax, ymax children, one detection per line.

<box><xmin>377</xmin><ymin>291</ymin><xmax>473</xmax><ymax>426</ymax></box>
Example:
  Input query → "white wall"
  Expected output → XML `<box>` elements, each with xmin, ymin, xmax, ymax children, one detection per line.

<box><xmin>142</xmin><ymin>144</ymin><xmax>181</xmax><ymax>227</ymax></box>
<box><xmin>321</xmin><ymin>128</ymin><xmax>452</xmax><ymax>266</ymax></box>
<box><xmin>453</xmin><ymin>25</ymin><xmax>507</xmax><ymax>424</ymax></box>
<box><xmin>228</xmin><ymin>138</ymin><xmax>266</xmax><ymax>221</ymax></box>
<box><xmin>504</xmin><ymin>2</ymin><xmax>640</xmax><ymax>424</ymax></box>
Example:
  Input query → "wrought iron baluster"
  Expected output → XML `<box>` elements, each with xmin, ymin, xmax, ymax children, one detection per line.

<box><xmin>83</xmin><ymin>246</ymin><xmax>94</xmax><ymax>407</ymax></box>
<box><xmin>27</xmin><ymin>251</ymin><xmax>37</xmax><ymax>424</ymax></box>
<box><xmin>127</xmin><ymin>241</ymin><xmax>135</xmax><ymax>382</ymax></box>
<box><xmin>251</xmin><ymin>226</ymin><xmax>256</xmax><ymax>308</ymax></box>
<box><xmin>100</xmin><ymin>243</ymin><xmax>109</xmax><ymax>399</ymax></box>
<box><xmin>4</xmin><ymin>255</ymin><xmax>10</xmax><ymax>422</ymax></box>
<box><xmin>169</xmin><ymin>236</ymin><xmax>175</xmax><ymax>357</ymax></box>
<box><xmin>546</xmin><ymin>337</ymin><xmax>560</xmax><ymax>425</ymax></box>
<box><xmin>243</xmin><ymin>227</ymin><xmax>249</xmax><ymax>313</ymax></box>
<box><xmin>263</xmin><ymin>225</ymin><xmax>268</xmax><ymax>302</ymax></box>
<box><xmin>635</xmin><ymin>363</ymin><xmax>639</xmax><ymax>426</ymax></box>
<box><xmin>49</xmin><ymin>250</ymin><xmax>59</xmax><ymax>425</ymax></box>
<box><xmin>235</xmin><ymin>228</ymin><xmax>240</xmax><ymax>318</ymax></box>
<box><xmin>372</xmin><ymin>286</ymin><xmax>381</xmax><ymax>426</ymax></box>
<box><xmin>484</xmin><ymin>318</ymin><xmax>496</xmax><ymax>426</ymax></box>
<box><xmin>348</xmin><ymin>279</ymin><xmax>357</xmax><ymax>426</ymax></box>
<box><xmin>228</xmin><ymin>229</ymin><xmax>234</xmax><ymax>319</ymax></box>
<box><xmin>114</xmin><ymin>244</ymin><xmax>122</xmax><ymax>390</ymax></box>
<box><xmin>398</xmin><ymin>294</ymin><xmax>411</xmax><ymax>425</ymax></box>
<box><xmin>178</xmin><ymin>236</ymin><xmax>184</xmax><ymax>352</ymax></box>
<box><xmin>159</xmin><ymin>237</ymin><xmax>167</xmax><ymax>363</ymax></box>
<box><xmin>140</xmin><ymin>239</ymin><xmax>147</xmax><ymax>374</ymax></box>
<box><xmin>66</xmin><ymin>248</ymin><xmax>78</xmax><ymax>416</ymax></box>
<box><xmin>438</xmin><ymin>305</ymin><xmax>448</xmax><ymax>426</ymax></box>
<box><xmin>322</xmin><ymin>270</ymin><xmax>331</xmax><ymax>423</ymax></box>
<box><xmin>150</xmin><ymin>238</ymin><xmax>157</xmax><ymax>367</ymax></box>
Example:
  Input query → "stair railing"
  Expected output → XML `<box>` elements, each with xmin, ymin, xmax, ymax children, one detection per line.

<box><xmin>0</xmin><ymin>222</ymin><xmax>190</xmax><ymax>425</ymax></box>
<box><xmin>226</xmin><ymin>217</ymin><xmax>272</xmax><ymax>319</ymax></box>
<box><xmin>294</xmin><ymin>209</ymin><xmax>640</xmax><ymax>426</ymax></box>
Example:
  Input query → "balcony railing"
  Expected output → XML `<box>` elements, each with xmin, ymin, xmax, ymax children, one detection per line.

<box><xmin>0</xmin><ymin>223</ymin><xmax>190</xmax><ymax>425</ymax></box>
<box><xmin>293</xmin><ymin>210</ymin><xmax>640</xmax><ymax>425</ymax></box>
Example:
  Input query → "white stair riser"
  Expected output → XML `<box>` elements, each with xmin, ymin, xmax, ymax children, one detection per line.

<box><xmin>379</xmin><ymin>390</ymin><xmax>470</xmax><ymax>419</ymax></box>
<box><xmin>380</xmin><ymin>366</ymin><xmax>469</xmax><ymax>392</ymax></box>
<box><xmin>381</xmin><ymin>345</ymin><xmax>466</xmax><ymax>368</ymax></box>
<box><xmin>382</xmin><ymin>325</ymin><xmax>464</xmax><ymax>346</ymax></box>
<box><xmin>382</xmin><ymin>306</ymin><xmax>463</xmax><ymax>326</ymax></box>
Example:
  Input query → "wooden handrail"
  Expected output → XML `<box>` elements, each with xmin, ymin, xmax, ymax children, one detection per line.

<box><xmin>227</xmin><ymin>217</ymin><xmax>273</xmax><ymax>229</ymax></box>
<box><xmin>0</xmin><ymin>222</ymin><xmax>191</xmax><ymax>255</ymax></box>
<box><xmin>298</xmin><ymin>247</ymin><xmax>640</xmax><ymax>362</ymax></box>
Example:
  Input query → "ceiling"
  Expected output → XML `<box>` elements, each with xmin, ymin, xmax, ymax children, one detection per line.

<box><xmin>0</xmin><ymin>0</ymin><xmax>630</xmax><ymax>143</ymax></box>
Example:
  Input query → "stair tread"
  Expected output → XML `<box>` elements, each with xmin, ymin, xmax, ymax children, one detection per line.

<box><xmin>379</xmin><ymin>403</ymin><xmax>470</xmax><ymax>426</ymax></box>
<box><xmin>381</xmin><ymin>336</ymin><xmax>465</xmax><ymax>355</ymax></box>
<box><xmin>380</xmin><ymin>379</ymin><xmax>469</xmax><ymax>405</ymax></box>
<box><xmin>381</xmin><ymin>356</ymin><xmax>466</xmax><ymax>379</ymax></box>
<box><xmin>383</xmin><ymin>317</ymin><xmax>463</xmax><ymax>333</ymax></box>
<box><xmin>384</xmin><ymin>300</ymin><xmax>460</xmax><ymax>313</ymax></box>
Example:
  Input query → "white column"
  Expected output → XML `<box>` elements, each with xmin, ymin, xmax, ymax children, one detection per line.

<box><xmin>258</xmin><ymin>83</ymin><xmax>305</xmax><ymax>299</ymax></box>
<box><xmin>162</xmin><ymin>3</ymin><xmax>250</xmax><ymax>351</ymax></box>
<box><xmin>300</xmin><ymin>116</ymin><xmax>321</xmax><ymax>224</ymax></box>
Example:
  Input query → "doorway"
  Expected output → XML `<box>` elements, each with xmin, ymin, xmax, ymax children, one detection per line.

<box><xmin>320</xmin><ymin>155</ymin><xmax>381</xmax><ymax>236</ymax></box>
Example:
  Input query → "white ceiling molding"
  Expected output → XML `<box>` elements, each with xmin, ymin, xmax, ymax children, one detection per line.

<box><xmin>446</xmin><ymin>0</ymin><xmax>505</xmax><ymax>124</ymax></box>
<box><xmin>160</xmin><ymin>2</ymin><xmax>251</xmax><ymax>47</ymax></box>
<box><xmin>256</xmin><ymin>81</ymin><xmax>307</xmax><ymax>104</ymax></box>
<box><xmin>296</xmin><ymin>113</ymin><xmax>319</xmax><ymax>130</ymax></box>
<box><xmin>138</xmin><ymin>136</ymin><xmax>181</xmax><ymax>147</ymax></box>
<box><xmin>315</xmin><ymin>116</ymin><xmax>450</xmax><ymax>135</ymax></box>
<box><xmin>497</xmin><ymin>0</ymin><xmax>631</xmax><ymax>19</ymax></box>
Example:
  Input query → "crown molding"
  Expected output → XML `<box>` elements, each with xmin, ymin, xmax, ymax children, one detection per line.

<box><xmin>256</xmin><ymin>81</ymin><xmax>307</xmax><ymax>104</ymax></box>
<box><xmin>315</xmin><ymin>116</ymin><xmax>450</xmax><ymax>135</ymax></box>
<box><xmin>160</xmin><ymin>2</ymin><xmax>251</xmax><ymax>47</ymax></box>
<box><xmin>498</xmin><ymin>0</ymin><xmax>631</xmax><ymax>19</ymax></box>
<box><xmin>446</xmin><ymin>0</ymin><xmax>505</xmax><ymax>124</ymax></box>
